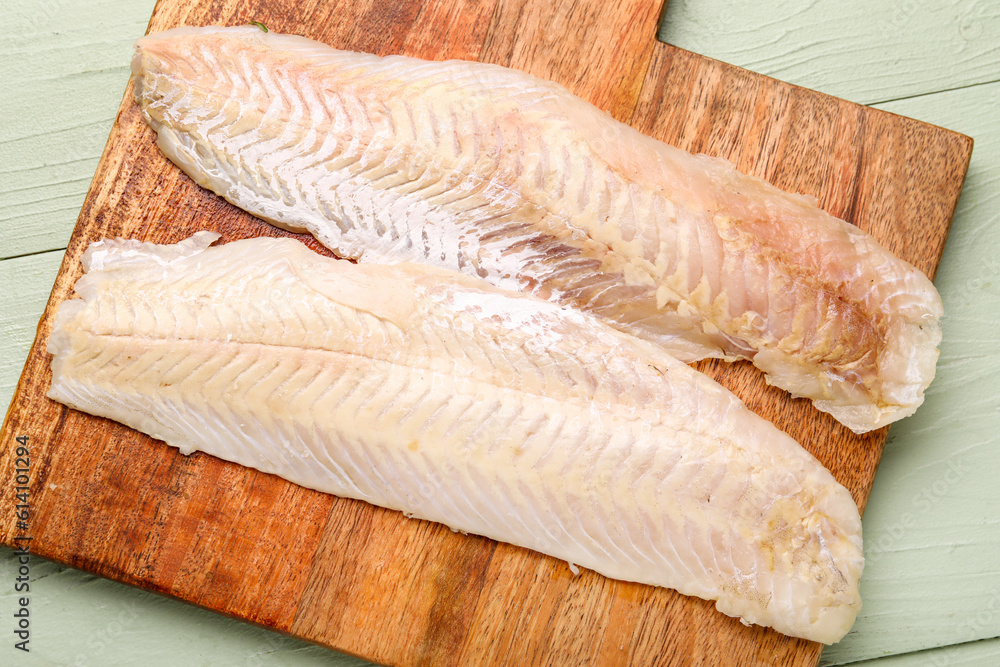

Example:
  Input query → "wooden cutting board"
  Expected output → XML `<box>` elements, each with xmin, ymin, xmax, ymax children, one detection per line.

<box><xmin>0</xmin><ymin>0</ymin><xmax>973</xmax><ymax>664</ymax></box>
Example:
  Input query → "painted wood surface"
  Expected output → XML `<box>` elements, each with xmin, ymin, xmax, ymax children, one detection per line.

<box><xmin>819</xmin><ymin>76</ymin><xmax>1000</xmax><ymax>667</ymax></box>
<box><xmin>1</xmin><ymin>0</ymin><xmax>996</xmax><ymax>665</ymax></box>
<box><xmin>850</xmin><ymin>636</ymin><xmax>1000</xmax><ymax>667</ymax></box>
<box><xmin>658</xmin><ymin>0</ymin><xmax>1000</xmax><ymax>106</ymax></box>
<box><xmin>655</xmin><ymin>6</ymin><xmax>1000</xmax><ymax>663</ymax></box>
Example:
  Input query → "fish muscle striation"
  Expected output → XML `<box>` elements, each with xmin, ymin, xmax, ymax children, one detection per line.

<box><xmin>48</xmin><ymin>232</ymin><xmax>863</xmax><ymax>643</ymax></box>
<box><xmin>130</xmin><ymin>26</ymin><xmax>944</xmax><ymax>433</ymax></box>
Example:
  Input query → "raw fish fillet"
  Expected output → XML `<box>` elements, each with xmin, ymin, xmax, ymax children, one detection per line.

<box><xmin>48</xmin><ymin>232</ymin><xmax>863</xmax><ymax>643</ymax></box>
<box><xmin>130</xmin><ymin>26</ymin><xmax>943</xmax><ymax>433</ymax></box>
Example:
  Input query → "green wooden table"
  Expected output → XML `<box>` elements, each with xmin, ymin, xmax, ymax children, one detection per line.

<box><xmin>2</xmin><ymin>1</ymin><xmax>998</xmax><ymax>664</ymax></box>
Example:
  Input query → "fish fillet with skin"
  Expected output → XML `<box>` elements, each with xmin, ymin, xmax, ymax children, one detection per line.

<box><xmin>130</xmin><ymin>25</ymin><xmax>943</xmax><ymax>433</ymax></box>
<box><xmin>48</xmin><ymin>232</ymin><xmax>863</xmax><ymax>644</ymax></box>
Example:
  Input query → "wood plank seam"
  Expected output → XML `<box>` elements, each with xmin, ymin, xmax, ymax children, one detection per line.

<box><xmin>0</xmin><ymin>1</ymin><xmax>973</xmax><ymax>665</ymax></box>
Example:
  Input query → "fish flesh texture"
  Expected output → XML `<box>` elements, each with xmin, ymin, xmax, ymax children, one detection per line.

<box><xmin>130</xmin><ymin>26</ymin><xmax>943</xmax><ymax>434</ymax></box>
<box><xmin>49</xmin><ymin>233</ymin><xmax>863</xmax><ymax>642</ymax></box>
<box><xmin>130</xmin><ymin>27</ymin><xmax>941</xmax><ymax>434</ymax></box>
<box><xmin>48</xmin><ymin>232</ymin><xmax>863</xmax><ymax>643</ymax></box>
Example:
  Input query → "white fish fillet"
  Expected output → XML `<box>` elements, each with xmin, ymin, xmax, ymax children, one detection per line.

<box><xmin>47</xmin><ymin>232</ymin><xmax>863</xmax><ymax>643</ymax></box>
<box><xmin>130</xmin><ymin>25</ymin><xmax>943</xmax><ymax>434</ymax></box>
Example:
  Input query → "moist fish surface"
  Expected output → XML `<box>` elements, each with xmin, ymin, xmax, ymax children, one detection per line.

<box><xmin>130</xmin><ymin>25</ymin><xmax>943</xmax><ymax>434</ymax></box>
<box><xmin>48</xmin><ymin>232</ymin><xmax>863</xmax><ymax>644</ymax></box>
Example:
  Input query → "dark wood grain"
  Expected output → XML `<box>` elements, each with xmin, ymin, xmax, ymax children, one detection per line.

<box><xmin>0</xmin><ymin>0</ymin><xmax>972</xmax><ymax>665</ymax></box>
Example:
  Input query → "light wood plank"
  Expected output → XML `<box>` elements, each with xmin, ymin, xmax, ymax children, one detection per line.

<box><xmin>658</xmin><ymin>0</ymin><xmax>1000</xmax><ymax>105</ymax></box>
<box><xmin>0</xmin><ymin>0</ymin><xmax>992</xmax><ymax>665</ymax></box>
<box><xmin>0</xmin><ymin>251</ymin><xmax>62</xmax><ymax>414</ymax></box>
<box><xmin>849</xmin><ymin>637</ymin><xmax>1000</xmax><ymax>667</ymax></box>
<box><xmin>822</xmin><ymin>79</ymin><xmax>1000</xmax><ymax>666</ymax></box>
<box><xmin>0</xmin><ymin>0</ymin><xmax>156</xmax><ymax>260</ymax></box>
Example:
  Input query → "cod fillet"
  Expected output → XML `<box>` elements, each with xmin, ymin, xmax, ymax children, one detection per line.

<box><xmin>130</xmin><ymin>25</ymin><xmax>943</xmax><ymax>433</ymax></box>
<box><xmin>48</xmin><ymin>232</ymin><xmax>863</xmax><ymax>643</ymax></box>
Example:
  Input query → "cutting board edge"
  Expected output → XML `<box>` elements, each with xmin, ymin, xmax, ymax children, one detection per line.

<box><xmin>0</xmin><ymin>67</ymin><xmax>146</xmax><ymax>481</ymax></box>
<box><xmin>652</xmin><ymin>40</ymin><xmax>976</xmax><ymax>152</ymax></box>
<box><xmin>0</xmin><ymin>6</ymin><xmax>975</xmax><ymax>666</ymax></box>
